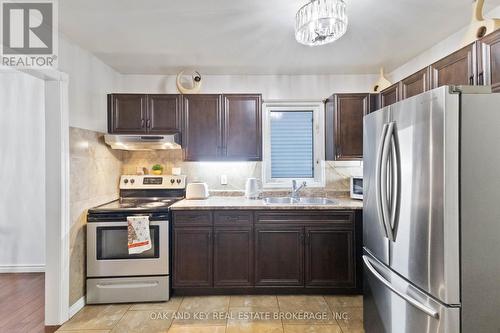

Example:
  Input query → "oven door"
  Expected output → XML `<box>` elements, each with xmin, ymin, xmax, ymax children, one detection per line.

<box><xmin>87</xmin><ymin>220</ymin><xmax>169</xmax><ymax>277</ymax></box>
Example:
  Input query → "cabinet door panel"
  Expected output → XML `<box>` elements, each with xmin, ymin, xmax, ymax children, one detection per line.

<box><xmin>380</xmin><ymin>83</ymin><xmax>400</xmax><ymax>108</ymax></box>
<box><xmin>173</xmin><ymin>211</ymin><xmax>213</xmax><ymax>227</ymax></box>
<box><xmin>214</xmin><ymin>211</ymin><xmax>252</xmax><ymax>227</ymax></box>
<box><xmin>182</xmin><ymin>95</ymin><xmax>222</xmax><ymax>161</ymax></box>
<box><xmin>214</xmin><ymin>227</ymin><xmax>253</xmax><ymax>287</ymax></box>
<box><xmin>148</xmin><ymin>94</ymin><xmax>182</xmax><ymax>133</ymax></box>
<box><xmin>223</xmin><ymin>94</ymin><xmax>262</xmax><ymax>160</ymax></box>
<box><xmin>479</xmin><ymin>30</ymin><xmax>500</xmax><ymax>92</ymax></box>
<box><xmin>305</xmin><ymin>227</ymin><xmax>355</xmax><ymax>287</ymax></box>
<box><xmin>173</xmin><ymin>228</ymin><xmax>213</xmax><ymax>287</ymax></box>
<box><xmin>431</xmin><ymin>44</ymin><xmax>475</xmax><ymax>88</ymax></box>
<box><xmin>108</xmin><ymin>94</ymin><xmax>147</xmax><ymax>134</ymax></box>
<box><xmin>255</xmin><ymin>226</ymin><xmax>304</xmax><ymax>286</ymax></box>
<box><xmin>401</xmin><ymin>68</ymin><xmax>429</xmax><ymax>99</ymax></box>
<box><xmin>326</xmin><ymin>94</ymin><xmax>369</xmax><ymax>161</ymax></box>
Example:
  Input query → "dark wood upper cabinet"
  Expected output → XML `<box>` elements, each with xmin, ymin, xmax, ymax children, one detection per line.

<box><xmin>182</xmin><ymin>94</ymin><xmax>223</xmax><ymax>161</ymax></box>
<box><xmin>173</xmin><ymin>227</ymin><xmax>213</xmax><ymax>288</ymax></box>
<box><xmin>478</xmin><ymin>30</ymin><xmax>500</xmax><ymax>91</ymax></box>
<box><xmin>430</xmin><ymin>44</ymin><xmax>476</xmax><ymax>88</ymax></box>
<box><xmin>223</xmin><ymin>94</ymin><xmax>262</xmax><ymax>161</ymax></box>
<box><xmin>108</xmin><ymin>94</ymin><xmax>181</xmax><ymax>134</ymax></box>
<box><xmin>380</xmin><ymin>83</ymin><xmax>400</xmax><ymax>108</ymax></box>
<box><xmin>305</xmin><ymin>227</ymin><xmax>355</xmax><ymax>287</ymax></box>
<box><xmin>325</xmin><ymin>93</ymin><xmax>370</xmax><ymax>161</ymax></box>
<box><xmin>401</xmin><ymin>68</ymin><xmax>430</xmax><ymax>99</ymax></box>
<box><xmin>182</xmin><ymin>94</ymin><xmax>262</xmax><ymax>161</ymax></box>
<box><xmin>148</xmin><ymin>94</ymin><xmax>182</xmax><ymax>133</ymax></box>
<box><xmin>255</xmin><ymin>226</ymin><xmax>304</xmax><ymax>286</ymax></box>
<box><xmin>108</xmin><ymin>94</ymin><xmax>147</xmax><ymax>134</ymax></box>
<box><xmin>214</xmin><ymin>226</ymin><xmax>253</xmax><ymax>287</ymax></box>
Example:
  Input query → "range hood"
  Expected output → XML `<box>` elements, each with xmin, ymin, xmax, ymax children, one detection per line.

<box><xmin>104</xmin><ymin>133</ymin><xmax>181</xmax><ymax>151</ymax></box>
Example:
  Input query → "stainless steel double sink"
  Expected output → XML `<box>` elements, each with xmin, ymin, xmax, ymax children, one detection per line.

<box><xmin>263</xmin><ymin>197</ymin><xmax>335</xmax><ymax>205</ymax></box>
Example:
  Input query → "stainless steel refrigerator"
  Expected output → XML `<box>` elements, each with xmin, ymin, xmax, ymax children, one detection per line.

<box><xmin>363</xmin><ymin>85</ymin><xmax>500</xmax><ymax>333</ymax></box>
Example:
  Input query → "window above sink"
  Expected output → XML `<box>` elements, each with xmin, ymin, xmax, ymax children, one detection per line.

<box><xmin>262</xmin><ymin>101</ymin><xmax>325</xmax><ymax>189</ymax></box>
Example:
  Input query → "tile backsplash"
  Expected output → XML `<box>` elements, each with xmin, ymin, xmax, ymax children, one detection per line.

<box><xmin>69</xmin><ymin>127</ymin><xmax>123</xmax><ymax>306</ymax></box>
<box><xmin>122</xmin><ymin>150</ymin><xmax>362</xmax><ymax>193</ymax></box>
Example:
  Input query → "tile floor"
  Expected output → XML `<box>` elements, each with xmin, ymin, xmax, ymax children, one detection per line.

<box><xmin>57</xmin><ymin>295</ymin><xmax>363</xmax><ymax>333</ymax></box>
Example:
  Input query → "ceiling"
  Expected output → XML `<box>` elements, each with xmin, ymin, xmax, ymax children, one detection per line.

<box><xmin>59</xmin><ymin>0</ymin><xmax>500</xmax><ymax>75</ymax></box>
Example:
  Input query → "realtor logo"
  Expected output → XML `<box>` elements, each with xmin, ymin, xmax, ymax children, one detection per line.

<box><xmin>1</xmin><ymin>0</ymin><xmax>58</xmax><ymax>67</ymax></box>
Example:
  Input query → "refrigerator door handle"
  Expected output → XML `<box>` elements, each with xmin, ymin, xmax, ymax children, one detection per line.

<box><xmin>380</xmin><ymin>122</ymin><xmax>394</xmax><ymax>240</ymax></box>
<box><xmin>387</xmin><ymin>124</ymin><xmax>401</xmax><ymax>241</ymax></box>
<box><xmin>363</xmin><ymin>255</ymin><xmax>440</xmax><ymax>319</ymax></box>
<box><xmin>376</xmin><ymin>123</ymin><xmax>390</xmax><ymax>238</ymax></box>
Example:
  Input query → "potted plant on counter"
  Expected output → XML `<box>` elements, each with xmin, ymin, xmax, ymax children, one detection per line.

<box><xmin>152</xmin><ymin>164</ymin><xmax>164</xmax><ymax>175</ymax></box>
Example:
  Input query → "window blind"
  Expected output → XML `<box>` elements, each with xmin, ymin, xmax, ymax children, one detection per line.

<box><xmin>270</xmin><ymin>111</ymin><xmax>314</xmax><ymax>178</ymax></box>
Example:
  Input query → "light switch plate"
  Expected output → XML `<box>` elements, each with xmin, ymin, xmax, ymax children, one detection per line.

<box><xmin>220</xmin><ymin>175</ymin><xmax>228</xmax><ymax>185</ymax></box>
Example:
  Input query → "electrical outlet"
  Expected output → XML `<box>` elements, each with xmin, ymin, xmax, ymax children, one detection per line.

<box><xmin>220</xmin><ymin>175</ymin><xmax>228</xmax><ymax>185</ymax></box>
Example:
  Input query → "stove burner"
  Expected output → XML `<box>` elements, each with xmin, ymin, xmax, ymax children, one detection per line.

<box><xmin>160</xmin><ymin>199</ymin><xmax>173</xmax><ymax>203</ymax></box>
<box><xmin>139</xmin><ymin>202</ymin><xmax>168</xmax><ymax>208</ymax></box>
<box><xmin>118</xmin><ymin>202</ymin><xmax>135</xmax><ymax>208</ymax></box>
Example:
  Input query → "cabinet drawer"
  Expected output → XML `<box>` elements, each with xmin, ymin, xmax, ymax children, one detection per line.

<box><xmin>173</xmin><ymin>211</ymin><xmax>213</xmax><ymax>226</ymax></box>
<box><xmin>214</xmin><ymin>211</ymin><xmax>253</xmax><ymax>226</ymax></box>
<box><xmin>255</xmin><ymin>211</ymin><xmax>354</xmax><ymax>225</ymax></box>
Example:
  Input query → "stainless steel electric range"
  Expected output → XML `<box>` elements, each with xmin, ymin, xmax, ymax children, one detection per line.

<box><xmin>86</xmin><ymin>174</ymin><xmax>186</xmax><ymax>304</ymax></box>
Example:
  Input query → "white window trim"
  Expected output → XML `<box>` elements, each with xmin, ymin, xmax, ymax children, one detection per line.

<box><xmin>262</xmin><ymin>101</ymin><xmax>325</xmax><ymax>189</ymax></box>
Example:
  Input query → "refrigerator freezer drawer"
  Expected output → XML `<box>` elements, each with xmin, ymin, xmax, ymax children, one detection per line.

<box><xmin>363</xmin><ymin>254</ymin><xmax>460</xmax><ymax>333</ymax></box>
<box><xmin>86</xmin><ymin>276</ymin><xmax>170</xmax><ymax>304</ymax></box>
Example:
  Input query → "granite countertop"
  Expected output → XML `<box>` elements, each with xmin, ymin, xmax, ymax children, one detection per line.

<box><xmin>170</xmin><ymin>196</ymin><xmax>363</xmax><ymax>210</ymax></box>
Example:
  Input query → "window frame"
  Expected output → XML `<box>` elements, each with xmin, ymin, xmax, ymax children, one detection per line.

<box><xmin>262</xmin><ymin>101</ymin><xmax>325</xmax><ymax>189</ymax></box>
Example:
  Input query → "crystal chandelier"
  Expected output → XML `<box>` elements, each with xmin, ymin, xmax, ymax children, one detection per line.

<box><xmin>295</xmin><ymin>0</ymin><xmax>348</xmax><ymax>46</ymax></box>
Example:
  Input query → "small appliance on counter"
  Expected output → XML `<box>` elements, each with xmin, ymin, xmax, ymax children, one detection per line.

<box><xmin>245</xmin><ymin>177</ymin><xmax>261</xmax><ymax>199</ymax></box>
<box><xmin>186</xmin><ymin>182</ymin><xmax>209</xmax><ymax>199</ymax></box>
<box><xmin>86</xmin><ymin>174</ymin><xmax>186</xmax><ymax>304</ymax></box>
<box><xmin>350</xmin><ymin>176</ymin><xmax>363</xmax><ymax>200</ymax></box>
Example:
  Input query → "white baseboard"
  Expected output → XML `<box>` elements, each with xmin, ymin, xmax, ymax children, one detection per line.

<box><xmin>69</xmin><ymin>296</ymin><xmax>86</xmax><ymax>318</ymax></box>
<box><xmin>0</xmin><ymin>265</ymin><xmax>45</xmax><ymax>273</ymax></box>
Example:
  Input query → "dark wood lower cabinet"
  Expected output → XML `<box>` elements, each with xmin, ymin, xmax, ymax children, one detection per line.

<box><xmin>254</xmin><ymin>226</ymin><xmax>304</xmax><ymax>286</ymax></box>
<box><xmin>172</xmin><ymin>209</ymin><xmax>362</xmax><ymax>294</ymax></box>
<box><xmin>305</xmin><ymin>227</ymin><xmax>354</xmax><ymax>287</ymax></box>
<box><xmin>214</xmin><ymin>227</ymin><xmax>253</xmax><ymax>287</ymax></box>
<box><xmin>173</xmin><ymin>227</ymin><xmax>213</xmax><ymax>288</ymax></box>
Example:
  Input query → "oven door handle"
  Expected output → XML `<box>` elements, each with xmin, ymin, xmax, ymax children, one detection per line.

<box><xmin>89</xmin><ymin>220</ymin><xmax>163</xmax><ymax>227</ymax></box>
<box><xmin>96</xmin><ymin>281</ymin><xmax>160</xmax><ymax>289</ymax></box>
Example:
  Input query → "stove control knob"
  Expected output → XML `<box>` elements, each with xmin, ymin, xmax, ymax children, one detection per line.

<box><xmin>176</xmin><ymin>179</ymin><xmax>181</xmax><ymax>184</ymax></box>
<box><xmin>124</xmin><ymin>179</ymin><xmax>129</xmax><ymax>184</ymax></box>
<box><xmin>130</xmin><ymin>179</ymin><xmax>135</xmax><ymax>184</ymax></box>
<box><xmin>170</xmin><ymin>179</ymin><xmax>175</xmax><ymax>184</ymax></box>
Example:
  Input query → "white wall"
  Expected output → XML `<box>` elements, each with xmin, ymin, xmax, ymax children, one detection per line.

<box><xmin>389</xmin><ymin>6</ymin><xmax>500</xmax><ymax>82</ymax></box>
<box><xmin>0</xmin><ymin>71</ymin><xmax>46</xmax><ymax>271</ymax></box>
<box><xmin>119</xmin><ymin>74</ymin><xmax>378</xmax><ymax>101</ymax></box>
<box><xmin>58</xmin><ymin>34</ymin><xmax>122</xmax><ymax>133</ymax></box>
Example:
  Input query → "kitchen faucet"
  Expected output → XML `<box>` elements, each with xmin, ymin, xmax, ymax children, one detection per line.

<box><xmin>291</xmin><ymin>180</ymin><xmax>307</xmax><ymax>199</ymax></box>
